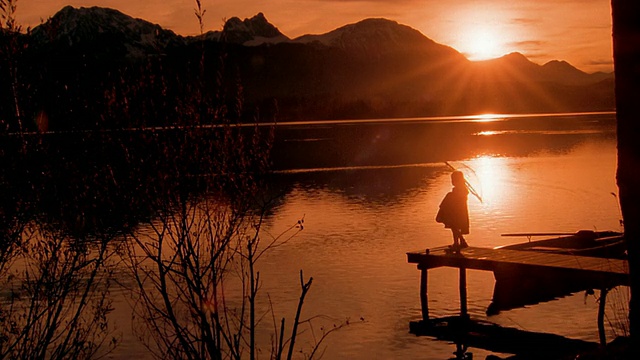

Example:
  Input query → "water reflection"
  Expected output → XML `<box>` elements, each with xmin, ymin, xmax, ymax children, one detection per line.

<box><xmin>259</xmin><ymin>113</ymin><xmax>621</xmax><ymax>359</ymax></box>
<box><xmin>272</xmin><ymin>113</ymin><xmax>616</xmax><ymax>171</ymax></box>
<box><xmin>271</xmin><ymin>165</ymin><xmax>442</xmax><ymax>206</ymax></box>
<box><xmin>0</xmin><ymin>112</ymin><xmax>622</xmax><ymax>359</ymax></box>
<box><xmin>464</xmin><ymin>156</ymin><xmax>512</xmax><ymax>205</ymax></box>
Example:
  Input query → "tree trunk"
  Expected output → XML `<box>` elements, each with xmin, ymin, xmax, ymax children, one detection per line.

<box><xmin>612</xmin><ymin>0</ymin><xmax>640</xmax><ymax>341</ymax></box>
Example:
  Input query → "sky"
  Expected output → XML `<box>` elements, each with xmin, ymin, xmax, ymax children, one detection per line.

<box><xmin>16</xmin><ymin>0</ymin><xmax>614</xmax><ymax>73</ymax></box>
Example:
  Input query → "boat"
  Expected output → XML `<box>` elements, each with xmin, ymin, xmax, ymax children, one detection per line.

<box><xmin>486</xmin><ymin>230</ymin><xmax>626</xmax><ymax>315</ymax></box>
<box><xmin>497</xmin><ymin>230</ymin><xmax>625</xmax><ymax>258</ymax></box>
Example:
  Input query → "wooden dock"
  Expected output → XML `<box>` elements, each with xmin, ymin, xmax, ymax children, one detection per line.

<box><xmin>406</xmin><ymin>246</ymin><xmax>630</xmax><ymax>349</ymax></box>
<box><xmin>407</xmin><ymin>246</ymin><xmax>629</xmax><ymax>285</ymax></box>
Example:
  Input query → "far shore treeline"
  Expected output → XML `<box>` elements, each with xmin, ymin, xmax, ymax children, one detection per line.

<box><xmin>1</xmin><ymin>6</ymin><xmax>615</xmax><ymax>132</ymax></box>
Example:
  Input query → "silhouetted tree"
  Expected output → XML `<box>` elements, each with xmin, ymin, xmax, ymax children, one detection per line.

<box><xmin>117</xmin><ymin>2</ymin><xmax>352</xmax><ymax>358</ymax></box>
<box><xmin>0</xmin><ymin>225</ymin><xmax>119</xmax><ymax>359</ymax></box>
<box><xmin>612</xmin><ymin>0</ymin><xmax>640</xmax><ymax>345</ymax></box>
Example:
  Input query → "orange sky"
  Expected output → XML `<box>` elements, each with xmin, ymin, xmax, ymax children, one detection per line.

<box><xmin>17</xmin><ymin>0</ymin><xmax>613</xmax><ymax>73</ymax></box>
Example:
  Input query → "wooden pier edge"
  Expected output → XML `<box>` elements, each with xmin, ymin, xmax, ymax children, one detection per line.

<box><xmin>407</xmin><ymin>246</ymin><xmax>630</xmax><ymax>349</ymax></box>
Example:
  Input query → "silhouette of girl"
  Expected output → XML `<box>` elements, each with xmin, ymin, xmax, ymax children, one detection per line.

<box><xmin>436</xmin><ymin>170</ymin><xmax>469</xmax><ymax>252</ymax></box>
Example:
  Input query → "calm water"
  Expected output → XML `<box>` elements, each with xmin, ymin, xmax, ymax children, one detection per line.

<box><xmin>113</xmin><ymin>112</ymin><xmax>628</xmax><ymax>359</ymax></box>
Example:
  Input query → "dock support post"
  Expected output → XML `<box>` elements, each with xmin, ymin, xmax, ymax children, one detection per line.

<box><xmin>598</xmin><ymin>288</ymin><xmax>609</xmax><ymax>347</ymax></box>
<box><xmin>459</xmin><ymin>266</ymin><xmax>468</xmax><ymax>319</ymax></box>
<box><xmin>419</xmin><ymin>265</ymin><xmax>429</xmax><ymax>322</ymax></box>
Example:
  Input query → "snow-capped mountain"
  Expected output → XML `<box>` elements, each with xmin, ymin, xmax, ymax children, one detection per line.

<box><xmin>31</xmin><ymin>8</ymin><xmax>291</xmax><ymax>53</ymax></box>
<box><xmin>294</xmin><ymin>18</ymin><xmax>457</xmax><ymax>57</ymax></box>
<box><xmin>189</xmin><ymin>13</ymin><xmax>290</xmax><ymax>45</ymax></box>
<box><xmin>222</xmin><ymin>13</ymin><xmax>289</xmax><ymax>45</ymax></box>
<box><xmin>30</xmin><ymin>6</ymin><xmax>184</xmax><ymax>58</ymax></box>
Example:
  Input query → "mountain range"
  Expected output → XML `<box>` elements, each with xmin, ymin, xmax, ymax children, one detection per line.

<box><xmin>5</xmin><ymin>6</ymin><xmax>615</xmax><ymax>129</ymax></box>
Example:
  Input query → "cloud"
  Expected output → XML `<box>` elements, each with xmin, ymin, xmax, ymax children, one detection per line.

<box><xmin>507</xmin><ymin>39</ymin><xmax>550</xmax><ymax>63</ymax></box>
<box><xmin>508</xmin><ymin>40</ymin><xmax>548</xmax><ymax>59</ymax></box>
<box><xmin>509</xmin><ymin>40</ymin><xmax>546</xmax><ymax>48</ymax></box>
<box><xmin>586</xmin><ymin>59</ymin><xmax>614</xmax><ymax>67</ymax></box>
<box><xmin>511</xmin><ymin>17</ymin><xmax>541</xmax><ymax>25</ymax></box>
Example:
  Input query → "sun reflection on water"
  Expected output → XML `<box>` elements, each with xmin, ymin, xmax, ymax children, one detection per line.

<box><xmin>471</xmin><ymin>113</ymin><xmax>506</xmax><ymax>122</ymax></box>
<box><xmin>476</xmin><ymin>130</ymin><xmax>503</xmax><ymax>136</ymax></box>
<box><xmin>465</xmin><ymin>155</ymin><xmax>512</xmax><ymax>206</ymax></box>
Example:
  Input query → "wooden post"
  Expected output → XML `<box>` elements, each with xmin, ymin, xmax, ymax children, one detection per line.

<box><xmin>459</xmin><ymin>266</ymin><xmax>468</xmax><ymax>319</ymax></box>
<box><xmin>419</xmin><ymin>265</ymin><xmax>429</xmax><ymax>322</ymax></box>
<box><xmin>598</xmin><ymin>288</ymin><xmax>609</xmax><ymax>347</ymax></box>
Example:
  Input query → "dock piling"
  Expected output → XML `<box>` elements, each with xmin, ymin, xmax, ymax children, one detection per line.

<box><xmin>419</xmin><ymin>265</ymin><xmax>429</xmax><ymax>322</ymax></box>
<box><xmin>459</xmin><ymin>266</ymin><xmax>468</xmax><ymax>318</ymax></box>
<box><xmin>408</xmin><ymin>245</ymin><xmax>629</xmax><ymax>342</ymax></box>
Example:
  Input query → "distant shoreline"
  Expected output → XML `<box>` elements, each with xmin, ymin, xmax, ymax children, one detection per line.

<box><xmin>4</xmin><ymin>111</ymin><xmax>616</xmax><ymax>136</ymax></box>
<box><xmin>274</xmin><ymin>111</ymin><xmax>617</xmax><ymax>127</ymax></box>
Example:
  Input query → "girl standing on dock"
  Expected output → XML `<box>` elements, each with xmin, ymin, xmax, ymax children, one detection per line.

<box><xmin>436</xmin><ymin>170</ymin><xmax>470</xmax><ymax>252</ymax></box>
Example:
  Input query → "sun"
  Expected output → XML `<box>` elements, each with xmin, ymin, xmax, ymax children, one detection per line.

<box><xmin>463</xmin><ymin>26</ymin><xmax>506</xmax><ymax>61</ymax></box>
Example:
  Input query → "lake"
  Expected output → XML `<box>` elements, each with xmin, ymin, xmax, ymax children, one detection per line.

<box><xmin>110</xmin><ymin>112</ymin><xmax>626</xmax><ymax>359</ymax></box>
<box><xmin>260</xmin><ymin>112</ymin><xmax>625</xmax><ymax>359</ymax></box>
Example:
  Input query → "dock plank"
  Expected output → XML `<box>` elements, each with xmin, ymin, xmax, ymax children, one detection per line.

<box><xmin>407</xmin><ymin>247</ymin><xmax>629</xmax><ymax>286</ymax></box>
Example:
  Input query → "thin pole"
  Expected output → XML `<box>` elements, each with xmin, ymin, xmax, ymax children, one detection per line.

<box><xmin>459</xmin><ymin>266</ymin><xmax>468</xmax><ymax>319</ymax></box>
<box><xmin>419</xmin><ymin>265</ymin><xmax>429</xmax><ymax>322</ymax></box>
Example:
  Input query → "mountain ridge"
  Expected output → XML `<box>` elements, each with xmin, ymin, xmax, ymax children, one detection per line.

<box><xmin>6</xmin><ymin>6</ymin><xmax>615</xmax><ymax>129</ymax></box>
<box><xmin>29</xmin><ymin>6</ymin><xmax>606</xmax><ymax>77</ymax></box>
